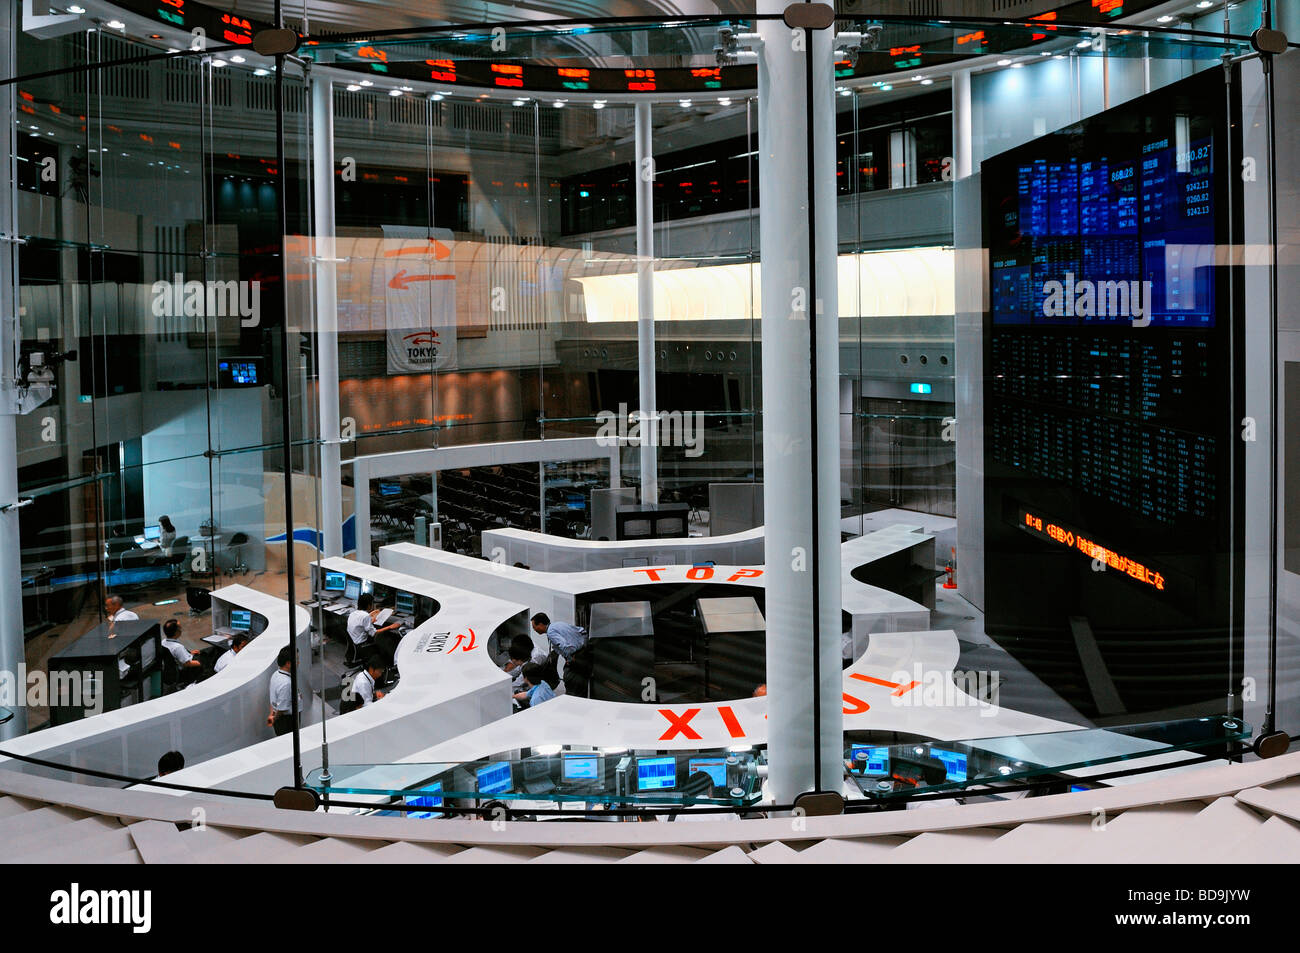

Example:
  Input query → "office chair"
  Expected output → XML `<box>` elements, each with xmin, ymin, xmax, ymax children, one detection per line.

<box><xmin>165</xmin><ymin>536</ymin><xmax>190</xmax><ymax>579</ymax></box>
<box><xmin>186</xmin><ymin>586</ymin><xmax>211</xmax><ymax>616</ymax></box>
<box><xmin>159</xmin><ymin>650</ymin><xmax>180</xmax><ymax>695</ymax></box>
<box><xmin>226</xmin><ymin>532</ymin><xmax>249</xmax><ymax>575</ymax></box>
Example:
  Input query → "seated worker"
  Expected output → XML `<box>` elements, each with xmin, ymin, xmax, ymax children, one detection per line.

<box><xmin>530</xmin><ymin>612</ymin><xmax>587</xmax><ymax>661</ymax></box>
<box><xmin>162</xmin><ymin>619</ymin><xmax>202</xmax><ymax>685</ymax></box>
<box><xmin>105</xmin><ymin>594</ymin><xmax>139</xmax><ymax>626</ymax></box>
<box><xmin>213</xmin><ymin>629</ymin><xmax>250</xmax><ymax>674</ymax></box>
<box><xmin>347</xmin><ymin>592</ymin><xmax>401</xmax><ymax>655</ymax></box>
<box><xmin>352</xmin><ymin>657</ymin><xmax>387</xmax><ymax>707</ymax></box>
<box><xmin>512</xmin><ymin>662</ymin><xmax>555</xmax><ymax>710</ymax></box>
<box><xmin>504</xmin><ymin>634</ymin><xmax>548</xmax><ymax>693</ymax></box>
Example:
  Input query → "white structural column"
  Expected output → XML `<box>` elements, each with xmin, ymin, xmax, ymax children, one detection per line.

<box><xmin>311</xmin><ymin>76</ymin><xmax>344</xmax><ymax>558</ymax></box>
<box><xmin>0</xmin><ymin>0</ymin><xmax>26</xmax><ymax>739</ymax></box>
<box><xmin>634</xmin><ymin>100</ymin><xmax>658</xmax><ymax>505</ymax></box>
<box><xmin>756</xmin><ymin>3</ymin><xmax>843</xmax><ymax>802</ymax></box>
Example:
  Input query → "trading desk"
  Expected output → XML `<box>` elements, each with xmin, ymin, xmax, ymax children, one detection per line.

<box><xmin>47</xmin><ymin>620</ymin><xmax>161</xmax><ymax>725</ymax></box>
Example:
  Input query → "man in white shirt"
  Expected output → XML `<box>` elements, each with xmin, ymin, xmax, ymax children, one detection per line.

<box><xmin>162</xmin><ymin>619</ymin><xmax>202</xmax><ymax>686</ymax></box>
<box><xmin>346</xmin><ymin>592</ymin><xmax>401</xmax><ymax>654</ymax></box>
<box><xmin>105</xmin><ymin>594</ymin><xmax>138</xmax><ymax>625</ymax></box>
<box><xmin>352</xmin><ymin>658</ymin><xmax>386</xmax><ymax>707</ymax></box>
<box><xmin>214</xmin><ymin>630</ymin><xmax>250</xmax><ymax>674</ymax></box>
<box><xmin>267</xmin><ymin>646</ymin><xmax>298</xmax><ymax>736</ymax></box>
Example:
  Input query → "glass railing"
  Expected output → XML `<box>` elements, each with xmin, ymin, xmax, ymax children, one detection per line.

<box><xmin>303</xmin><ymin>717</ymin><xmax>1249</xmax><ymax>817</ymax></box>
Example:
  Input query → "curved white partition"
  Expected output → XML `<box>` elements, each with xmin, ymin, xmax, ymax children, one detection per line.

<box><xmin>136</xmin><ymin>559</ymin><xmax>531</xmax><ymax>797</ymax></box>
<box><xmin>481</xmin><ymin>525</ymin><xmax>765</xmax><ymax>572</ymax></box>
<box><xmin>0</xmin><ymin>585</ymin><xmax>310</xmax><ymax>784</ymax></box>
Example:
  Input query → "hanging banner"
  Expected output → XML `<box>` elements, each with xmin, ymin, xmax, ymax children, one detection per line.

<box><xmin>383</xmin><ymin>226</ymin><xmax>457</xmax><ymax>373</ymax></box>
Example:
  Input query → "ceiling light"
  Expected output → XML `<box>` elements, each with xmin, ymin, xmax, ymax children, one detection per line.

<box><xmin>345</xmin><ymin>84</ymin><xmax>360</xmax><ymax>92</ymax></box>
<box><xmin>511</xmin><ymin>98</ymin><xmax>525</xmax><ymax>106</ymax></box>
<box><xmin>212</xmin><ymin>59</ymin><xmax>227</xmax><ymax>67</ymax></box>
<box><xmin>879</xmin><ymin>84</ymin><xmax>892</xmax><ymax>91</ymax></box>
<box><xmin>253</xmin><ymin>68</ymin><xmax>269</xmax><ymax>76</ymax></box>
<box><xmin>106</xmin><ymin>19</ymin><xmax>124</xmax><ymax>29</ymax></box>
<box><xmin>389</xmin><ymin>88</ymin><xmax>403</xmax><ymax>96</ymax></box>
<box><xmin>679</xmin><ymin>99</ymin><xmax>690</xmax><ymax>107</ymax></box>
<box><xmin>997</xmin><ymin>58</ymin><xmax>1012</xmax><ymax>66</ymax></box>
<box><xmin>1054</xmin><ymin>53</ymin><xmax>1066</xmax><ymax>59</ymax></box>
<box><xmin>839</xmin><ymin>88</ymin><xmax>852</xmax><ymax>96</ymax></box>
<box><xmin>920</xmin><ymin>78</ymin><xmax>934</xmax><ymax>85</ymax></box>
<box><xmin>718</xmin><ymin>97</ymin><xmax>731</xmax><ymax>105</ymax></box>
<box><xmin>1010</xmin><ymin>62</ymin><xmax>1024</xmax><ymax>68</ymax></box>
<box><xmin>230</xmin><ymin>55</ymin><xmax>245</xmax><ymax>63</ymax></box>
<box><xmin>67</xmin><ymin>4</ymin><xmax>85</xmax><ymax>11</ymax></box>
<box><xmin>592</xmin><ymin>101</ymin><xmax>605</xmax><ymax>109</ymax></box>
<box><xmin>430</xmin><ymin>93</ymin><xmax>444</xmax><ymax>101</ymax></box>
<box><xmin>552</xmin><ymin>100</ymin><xmax>565</xmax><ymax>107</ymax></box>
<box><xmin>400</xmin><ymin>86</ymin><xmax>412</xmax><ymax>91</ymax></box>
<box><xmin>359</xmin><ymin>79</ymin><xmax>372</xmax><ymax>87</ymax></box>
<box><xmin>1197</xmin><ymin>0</ymin><xmax>1212</xmax><ymax>7</ymax></box>
<box><xmin>1077</xmin><ymin>39</ymin><xmax>1092</xmax><ymax>48</ymax></box>
<box><xmin>1157</xmin><ymin>14</ymin><xmax>1174</xmax><ymax>22</ymax></box>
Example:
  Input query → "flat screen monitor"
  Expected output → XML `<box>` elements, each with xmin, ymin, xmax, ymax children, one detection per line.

<box><xmin>561</xmin><ymin>752</ymin><xmax>601</xmax><ymax>782</ymax></box>
<box><xmin>323</xmin><ymin>571</ymin><xmax>347</xmax><ymax>592</ymax></box>
<box><xmin>622</xmin><ymin>519</ymin><xmax>652</xmax><ymax>538</ymax></box>
<box><xmin>405</xmin><ymin>782</ymin><xmax>443</xmax><ymax>819</ymax></box>
<box><xmin>850</xmin><ymin>744</ymin><xmax>890</xmax><ymax>776</ymax></box>
<box><xmin>343</xmin><ymin>578</ymin><xmax>361</xmax><ymax>602</ymax></box>
<box><xmin>217</xmin><ymin>358</ymin><xmax>260</xmax><ymax>387</ymax></box>
<box><xmin>636</xmin><ymin>756</ymin><xmax>677</xmax><ymax>792</ymax></box>
<box><xmin>143</xmin><ymin>524</ymin><xmax>161</xmax><ymax>541</ymax></box>
<box><xmin>229</xmin><ymin>609</ymin><xmax>252</xmax><ymax>632</ymax></box>
<box><xmin>686</xmin><ymin>757</ymin><xmax>727</xmax><ymax>789</ymax></box>
<box><xmin>395</xmin><ymin>592</ymin><xmax>415</xmax><ymax>614</ymax></box>
<box><xmin>379</xmin><ymin>481</ymin><xmax>402</xmax><ymax>497</ymax></box>
<box><xmin>929</xmin><ymin>748</ymin><xmax>968</xmax><ymax>783</ymax></box>
<box><xmin>139</xmin><ymin>638</ymin><xmax>157</xmax><ymax>669</ymax></box>
<box><xmin>475</xmin><ymin>761</ymin><xmax>513</xmax><ymax>796</ymax></box>
<box><xmin>370</xmin><ymin>583</ymin><xmax>390</xmax><ymax>604</ymax></box>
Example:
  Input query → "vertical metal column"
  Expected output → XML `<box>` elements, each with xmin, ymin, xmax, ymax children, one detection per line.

<box><xmin>757</xmin><ymin>2</ymin><xmax>843</xmax><ymax>803</ymax></box>
<box><xmin>311</xmin><ymin>77</ymin><xmax>343</xmax><ymax>558</ymax></box>
<box><xmin>0</xmin><ymin>0</ymin><xmax>28</xmax><ymax>740</ymax></box>
<box><xmin>634</xmin><ymin>100</ymin><xmax>658</xmax><ymax>506</ymax></box>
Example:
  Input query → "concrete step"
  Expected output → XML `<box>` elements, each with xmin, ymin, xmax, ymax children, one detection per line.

<box><xmin>365</xmin><ymin>841</ymin><xmax>464</xmax><ymax>862</ymax></box>
<box><xmin>189</xmin><ymin>831</ymin><xmax>317</xmax><ymax>863</ymax></box>
<box><xmin>984</xmin><ymin>815</ymin><xmax>1098</xmax><ymax>863</ymax></box>
<box><xmin>618</xmin><ymin>846</ymin><xmax>713</xmax><ymax>864</ymax></box>
<box><xmin>694</xmin><ymin>845</ymin><xmax>754</xmax><ymax>864</ymax></box>
<box><xmin>886</xmin><ymin>828</ymin><xmax>1006</xmax><ymax>863</ymax></box>
<box><xmin>284</xmin><ymin>837</ymin><xmax>382</xmax><ymax>862</ymax></box>
<box><xmin>442</xmin><ymin>845</ymin><xmax>546</xmax><ymax>863</ymax></box>
<box><xmin>784</xmin><ymin>836</ymin><xmax>909</xmax><ymax>863</ymax></box>
<box><xmin>528</xmin><ymin>846</ymin><xmax>634</xmax><ymax>863</ymax></box>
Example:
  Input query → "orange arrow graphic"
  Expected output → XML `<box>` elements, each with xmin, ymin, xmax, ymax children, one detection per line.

<box><xmin>383</xmin><ymin>239</ymin><xmax>452</xmax><ymax>260</ymax></box>
<box><xmin>389</xmin><ymin>269</ymin><xmax>455</xmax><ymax>290</ymax></box>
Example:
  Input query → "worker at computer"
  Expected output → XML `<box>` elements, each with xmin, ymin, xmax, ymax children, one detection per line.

<box><xmin>157</xmin><ymin>515</ymin><xmax>177</xmax><ymax>554</ymax></box>
<box><xmin>353</xmin><ymin>658</ymin><xmax>386</xmax><ymax>706</ymax></box>
<box><xmin>347</xmin><ymin>592</ymin><xmax>401</xmax><ymax>653</ymax></box>
<box><xmin>512</xmin><ymin>662</ymin><xmax>555</xmax><ymax>709</ymax></box>
<box><xmin>213</xmin><ymin>630</ymin><xmax>250</xmax><ymax>674</ymax></box>
<box><xmin>267</xmin><ymin>646</ymin><xmax>298</xmax><ymax>736</ymax></box>
<box><xmin>505</xmin><ymin>634</ymin><xmax>548</xmax><ymax>692</ymax></box>
<box><xmin>530</xmin><ymin>612</ymin><xmax>586</xmax><ymax>660</ymax></box>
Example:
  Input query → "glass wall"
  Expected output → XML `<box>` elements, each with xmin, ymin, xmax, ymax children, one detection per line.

<box><xmin>2</xmin><ymin>8</ymin><xmax>1291</xmax><ymax>815</ymax></box>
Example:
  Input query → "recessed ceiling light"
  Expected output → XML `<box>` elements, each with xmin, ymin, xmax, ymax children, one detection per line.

<box><xmin>679</xmin><ymin>99</ymin><xmax>690</xmax><ymax>107</ymax></box>
<box><xmin>212</xmin><ymin>59</ymin><xmax>227</xmax><ymax>67</ymax></box>
<box><xmin>399</xmin><ymin>85</ymin><xmax>412</xmax><ymax>91</ymax></box>
<box><xmin>345</xmin><ymin>84</ymin><xmax>360</xmax><ymax>92</ymax></box>
<box><xmin>389</xmin><ymin>88</ymin><xmax>403</xmax><ymax>96</ymax></box>
<box><xmin>253</xmin><ymin>68</ymin><xmax>269</xmax><ymax>76</ymax></box>
<box><xmin>839</xmin><ymin>88</ymin><xmax>852</xmax><ymax>96</ymax></box>
<box><xmin>592</xmin><ymin>101</ymin><xmax>605</xmax><ymax>109</ymax></box>
<box><xmin>1054</xmin><ymin>53</ymin><xmax>1066</xmax><ymax>59</ymax></box>
<box><xmin>67</xmin><ymin>4</ymin><xmax>85</xmax><ymax>12</ymax></box>
<box><xmin>511</xmin><ymin>98</ymin><xmax>525</xmax><ymax>106</ymax></box>
<box><xmin>880</xmin><ymin>84</ymin><xmax>892</xmax><ymax>91</ymax></box>
<box><xmin>920</xmin><ymin>78</ymin><xmax>934</xmax><ymax>85</ymax></box>
<box><xmin>358</xmin><ymin>79</ymin><xmax>372</xmax><ymax>87</ymax></box>
<box><xmin>1197</xmin><ymin>0</ymin><xmax>1212</xmax><ymax>7</ymax></box>
<box><xmin>106</xmin><ymin>19</ymin><xmax>124</xmax><ymax>29</ymax></box>
<box><xmin>1077</xmin><ymin>39</ymin><xmax>1092</xmax><ymax>48</ymax></box>
<box><xmin>230</xmin><ymin>55</ymin><xmax>244</xmax><ymax>63</ymax></box>
<box><xmin>997</xmin><ymin>58</ymin><xmax>1012</xmax><ymax>66</ymax></box>
<box><xmin>1157</xmin><ymin>14</ymin><xmax>1174</xmax><ymax>22</ymax></box>
<box><xmin>552</xmin><ymin>100</ymin><xmax>565</xmax><ymax>107</ymax></box>
<box><xmin>1010</xmin><ymin>62</ymin><xmax>1024</xmax><ymax>68</ymax></box>
<box><xmin>430</xmin><ymin>93</ymin><xmax>444</xmax><ymax>101</ymax></box>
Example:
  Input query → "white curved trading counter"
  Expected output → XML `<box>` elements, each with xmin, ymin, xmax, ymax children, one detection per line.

<box><xmin>0</xmin><ymin>585</ymin><xmax>310</xmax><ymax>784</ymax></box>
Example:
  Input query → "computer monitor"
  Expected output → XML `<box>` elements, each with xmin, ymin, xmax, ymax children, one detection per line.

<box><xmin>636</xmin><ymin>756</ymin><xmax>677</xmax><ymax>792</ymax></box>
<box><xmin>361</xmin><ymin>579</ymin><xmax>373</xmax><ymax>596</ymax></box>
<box><xmin>654</xmin><ymin>516</ymin><xmax>685</xmax><ymax>537</ymax></box>
<box><xmin>323</xmin><ymin>571</ymin><xmax>347</xmax><ymax>592</ymax></box>
<box><xmin>405</xmin><ymin>782</ymin><xmax>443</xmax><ymax>819</ymax></box>
<box><xmin>395</xmin><ymin>591</ymin><xmax>415</xmax><ymax>615</ymax></box>
<box><xmin>139</xmin><ymin>638</ymin><xmax>157</xmax><ymax>670</ymax></box>
<box><xmin>229</xmin><ymin>609</ymin><xmax>252</xmax><ymax>632</ymax></box>
<box><xmin>379</xmin><ymin>481</ymin><xmax>402</xmax><ymax>497</ymax></box>
<box><xmin>849</xmin><ymin>744</ymin><xmax>890</xmax><ymax>776</ymax></box>
<box><xmin>343</xmin><ymin>578</ymin><xmax>361</xmax><ymax>601</ymax></box>
<box><xmin>929</xmin><ymin>748</ymin><xmax>968</xmax><ymax>783</ymax></box>
<box><xmin>561</xmin><ymin>752</ymin><xmax>601</xmax><ymax>782</ymax></box>
<box><xmin>143</xmin><ymin>524</ymin><xmax>161</xmax><ymax>541</ymax></box>
<box><xmin>686</xmin><ymin>757</ymin><xmax>727</xmax><ymax>789</ymax></box>
<box><xmin>622</xmin><ymin>519</ymin><xmax>652</xmax><ymax>539</ymax></box>
<box><xmin>370</xmin><ymin>583</ymin><xmax>391</xmax><ymax>604</ymax></box>
<box><xmin>475</xmin><ymin>761</ymin><xmax>513</xmax><ymax>796</ymax></box>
